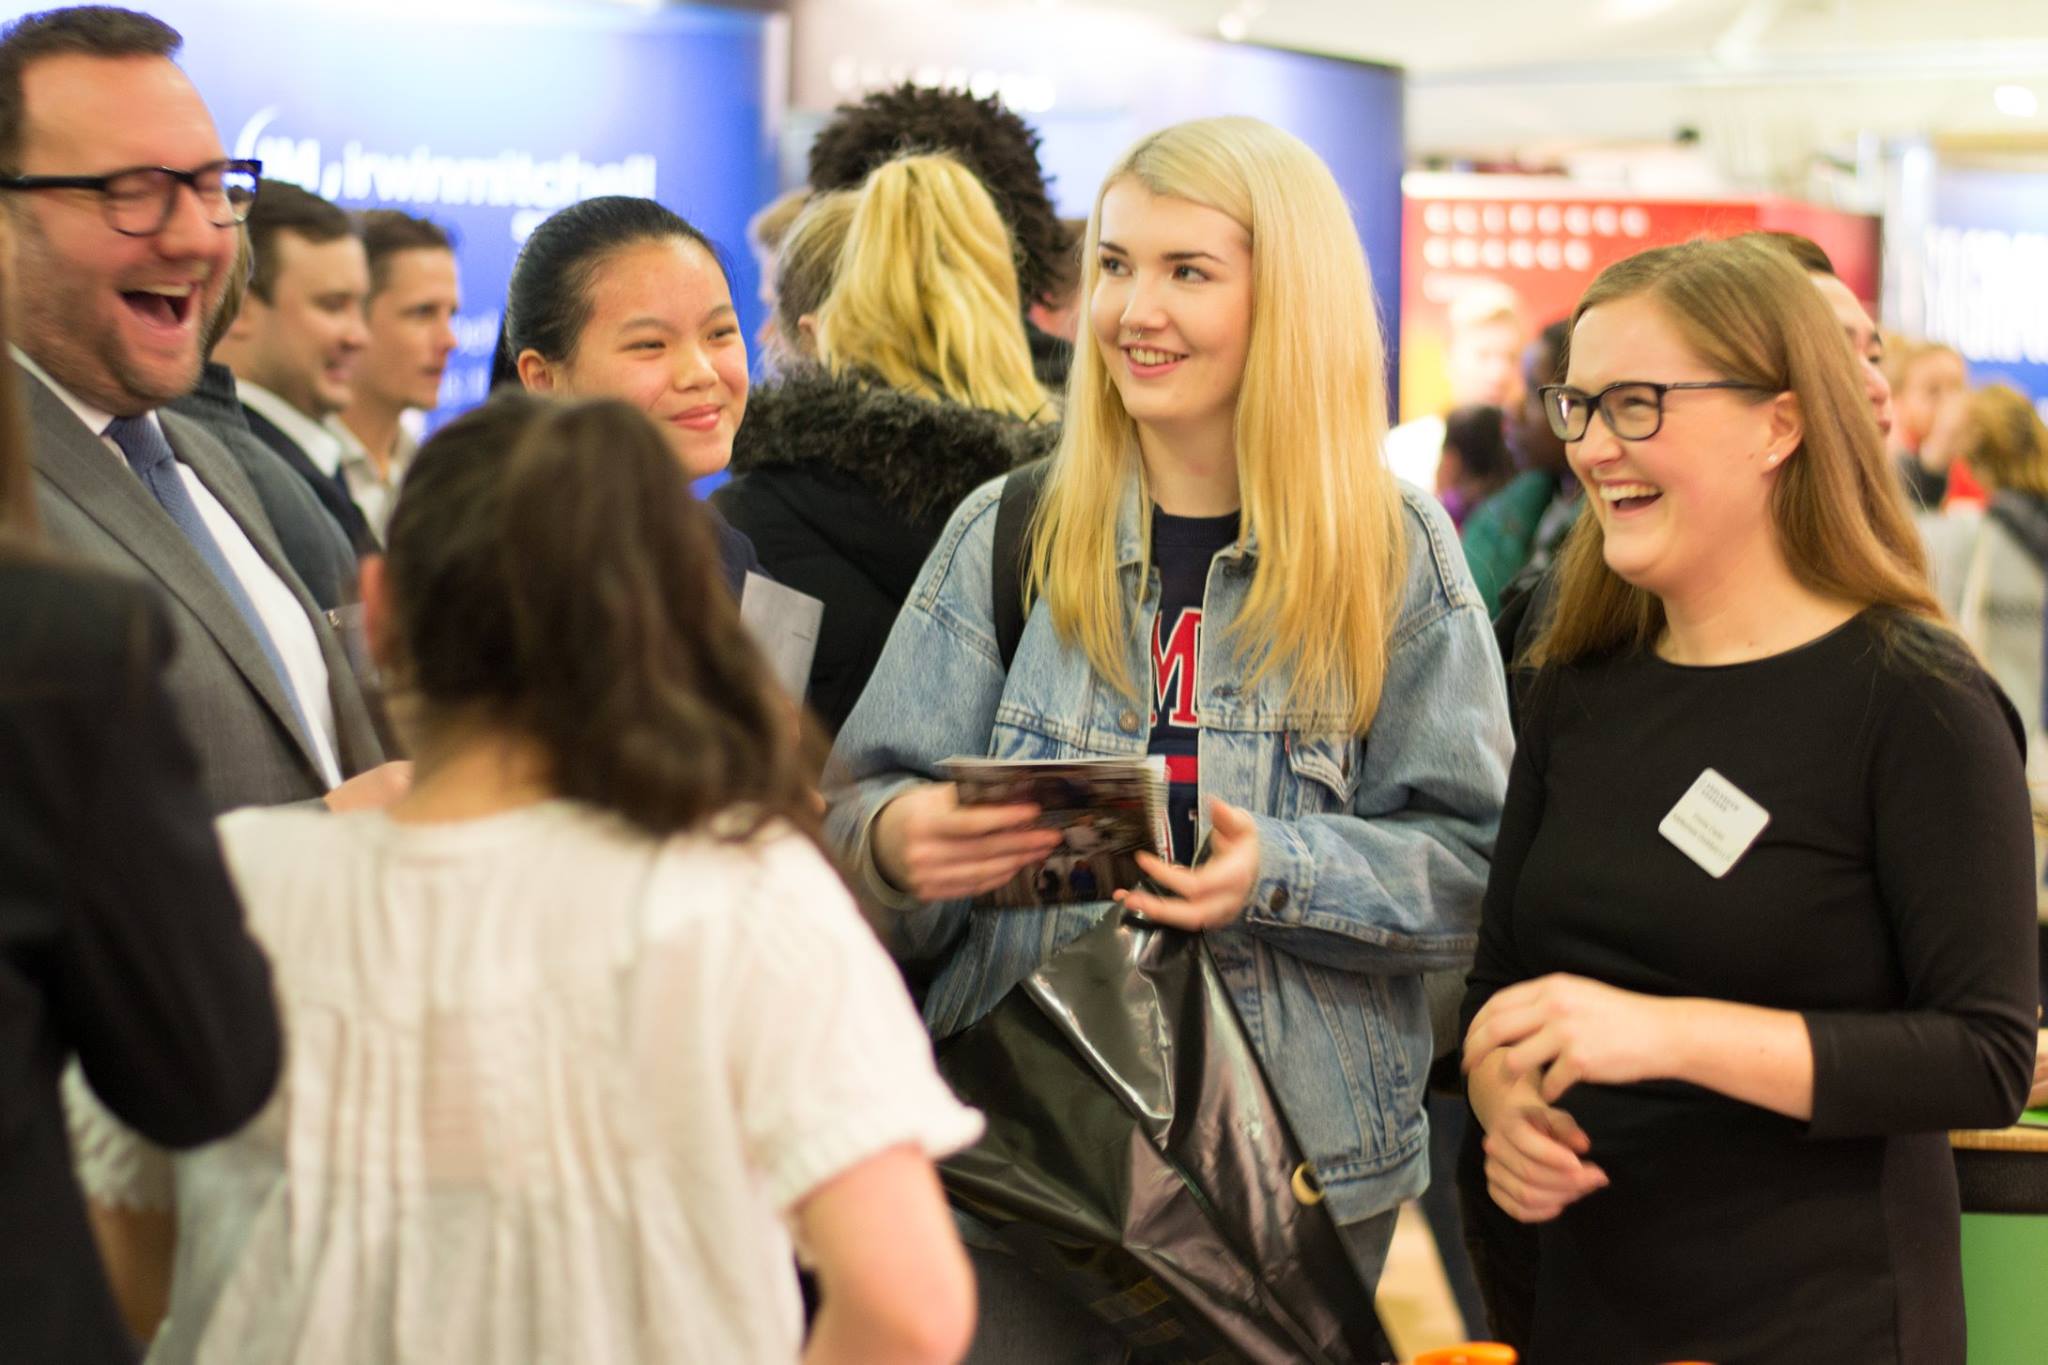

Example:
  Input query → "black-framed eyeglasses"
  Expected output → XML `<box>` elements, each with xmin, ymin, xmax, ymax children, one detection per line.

<box><xmin>1539</xmin><ymin>379</ymin><xmax>1778</xmax><ymax>442</ymax></box>
<box><xmin>0</xmin><ymin>158</ymin><xmax>261</xmax><ymax>237</ymax></box>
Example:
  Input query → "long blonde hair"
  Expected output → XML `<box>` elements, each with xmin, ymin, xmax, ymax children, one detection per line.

<box><xmin>1026</xmin><ymin>117</ymin><xmax>1406</xmax><ymax>733</ymax></box>
<box><xmin>772</xmin><ymin>190</ymin><xmax>856</xmax><ymax>349</ymax></box>
<box><xmin>812</xmin><ymin>153</ymin><xmax>1047</xmax><ymax>421</ymax></box>
<box><xmin>1530</xmin><ymin>237</ymin><xmax>1943</xmax><ymax>667</ymax></box>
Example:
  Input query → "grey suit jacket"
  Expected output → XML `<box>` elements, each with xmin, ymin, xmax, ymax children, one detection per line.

<box><xmin>21</xmin><ymin>362</ymin><xmax>383</xmax><ymax>813</ymax></box>
<box><xmin>168</xmin><ymin>362</ymin><xmax>358</xmax><ymax>612</ymax></box>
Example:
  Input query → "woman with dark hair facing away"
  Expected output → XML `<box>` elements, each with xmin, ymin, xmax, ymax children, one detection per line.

<box><xmin>1435</xmin><ymin>403</ymin><xmax>1514</xmax><ymax>529</ymax></box>
<box><xmin>0</xmin><ymin>260</ymin><xmax>280</xmax><ymax>1356</ymax></box>
<box><xmin>1459</xmin><ymin>237</ymin><xmax>2037</xmax><ymax>1361</ymax></box>
<box><xmin>494</xmin><ymin>196</ymin><xmax>761</xmax><ymax>594</ymax></box>
<box><xmin>716</xmin><ymin>154</ymin><xmax>1057</xmax><ymax>733</ymax></box>
<box><xmin>828</xmin><ymin>118</ymin><xmax>1509</xmax><ymax>1360</ymax></box>
<box><xmin>67</xmin><ymin>392</ymin><xmax>982</xmax><ymax>1365</ymax></box>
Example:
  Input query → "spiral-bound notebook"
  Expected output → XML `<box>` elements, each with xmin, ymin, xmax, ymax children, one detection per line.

<box><xmin>939</xmin><ymin>757</ymin><xmax>1170</xmax><ymax>907</ymax></box>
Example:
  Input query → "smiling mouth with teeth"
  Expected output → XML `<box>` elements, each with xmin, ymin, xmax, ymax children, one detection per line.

<box><xmin>1599</xmin><ymin>481</ymin><xmax>1663</xmax><ymax>511</ymax></box>
<box><xmin>121</xmin><ymin>283</ymin><xmax>197</xmax><ymax>328</ymax></box>
<box><xmin>1126</xmin><ymin>346</ymin><xmax>1185</xmax><ymax>366</ymax></box>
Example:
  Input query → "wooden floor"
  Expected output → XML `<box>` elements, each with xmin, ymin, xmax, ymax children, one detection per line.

<box><xmin>1375</xmin><ymin>1200</ymin><xmax>1472</xmax><ymax>1357</ymax></box>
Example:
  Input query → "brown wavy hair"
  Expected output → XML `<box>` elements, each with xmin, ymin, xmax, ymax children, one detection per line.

<box><xmin>381</xmin><ymin>391</ymin><xmax>820</xmax><ymax>840</ymax></box>
<box><xmin>1956</xmin><ymin>384</ymin><xmax>2048</xmax><ymax>499</ymax></box>
<box><xmin>1529</xmin><ymin>236</ymin><xmax>1944</xmax><ymax>667</ymax></box>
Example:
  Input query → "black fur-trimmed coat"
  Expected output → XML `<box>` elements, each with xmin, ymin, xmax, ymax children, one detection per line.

<box><xmin>714</xmin><ymin>368</ymin><xmax>1058</xmax><ymax>733</ymax></box>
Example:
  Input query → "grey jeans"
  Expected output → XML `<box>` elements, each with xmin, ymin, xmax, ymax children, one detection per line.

<box><xmin>961</xmin><ymin>1210</ymin><xmax>1398</xmax><ymax>1365</ymax></box>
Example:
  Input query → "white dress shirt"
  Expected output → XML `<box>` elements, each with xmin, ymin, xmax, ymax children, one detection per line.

<box><xmin>326</xmin><ymin>416</ymin><xmax>416</xmax><ymax>542</ymax></box>
<box><xmin>237</xmin><ymin>380</ymin><xmax>407</xmax><ymax>541</ymax></box>
<box><xmin>235</xmin><ymin>379</ymin><xmax>345</xmax><ymax>479</ymax></box>
<box><xmin>17</xmin><ymin>350</ymin><xmax>343</xmax><ymax>788</ymax></box>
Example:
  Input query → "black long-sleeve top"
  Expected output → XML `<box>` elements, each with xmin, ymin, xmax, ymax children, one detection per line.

<box><xmin>0</xmin><ymin>556</ymin><xmax>281</xmax><ymax>1363</ymax></box>
<box><xmin>1462</xmin><ymin>611</ymin><xmax>2037</xmax><ymax>1364</ymax></box>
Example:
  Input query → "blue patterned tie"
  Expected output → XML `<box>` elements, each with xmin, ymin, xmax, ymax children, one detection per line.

<box><xmin>105</xmin><ymin>415</ymin><xmax>317</xmax><ymax>744</ymax></box>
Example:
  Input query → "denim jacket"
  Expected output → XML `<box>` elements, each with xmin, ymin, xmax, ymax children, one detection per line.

<box><xmin>826</xmin><ymin>472</ymin><xmax>1512</xmax><ymax>1223</ymax></box>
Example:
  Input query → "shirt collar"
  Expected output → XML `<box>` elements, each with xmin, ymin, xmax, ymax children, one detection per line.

<box><xmin>237</xmin><ymin>379</ymin><xmax>344</xmax><ymax>477</ymax></box>
<box><xmin>326</xmin><ymin>414</ymin><xmax>373</xmax><ymax>475</ymax></box>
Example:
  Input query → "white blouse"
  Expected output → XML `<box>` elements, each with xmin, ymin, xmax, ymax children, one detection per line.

<box><xmin>68</xmin><ymin>801</ymin><xmax>981</xmax><ymax>1364</ymax></box>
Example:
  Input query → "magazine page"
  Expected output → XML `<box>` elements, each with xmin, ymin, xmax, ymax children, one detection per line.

<box><xmin>939</xmin><ymin>757</ymin><xmax>1169</xmax><ymax>907</ymax></box>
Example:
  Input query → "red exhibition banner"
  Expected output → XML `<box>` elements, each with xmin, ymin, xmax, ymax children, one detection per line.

<box><xmin>1398</xmin><ymin>174</ymin><xmax>1878</xmax><ymax>424</ymax></box>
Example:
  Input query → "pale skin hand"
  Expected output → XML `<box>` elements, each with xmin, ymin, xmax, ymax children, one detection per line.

<box><xmin>322</xmin><ymin>760</ymin><xmax>414</xmax><ymax>813</ymax></box>
<box><xmin>1464</xmin><ymin>972</ymin><xmax>1816</xmax><ymax>1119</ymax></box>
<box><xmin>872</xmin><ymin>782</ymin><xmax>1064</xmax><ymax>902</ymax></box>
<box><xmin>1463</xmin><ymin>973</ymin><xmax>1679</xmax><ymax>1103</ymax></box>
<box><xmin>2029</xmin><ymin>1030</ymin><xmax>2048</xmax><ymax>1110</ymax></box>
<box><xmin>1115</xmin><ymin>798</ymin><xmax>1261</xmax><ymax>930</ymax></box>
<box><xmin>1466</xmin><ymin>1051</ymin><xmax>1608</xmax><ymax>1224</ymax></box>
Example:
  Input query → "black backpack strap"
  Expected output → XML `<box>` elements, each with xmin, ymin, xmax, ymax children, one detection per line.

<box><xmin>991</xmin><ymin>459</ymin><xmax>1051</xmax><ymax>672</ymax></box>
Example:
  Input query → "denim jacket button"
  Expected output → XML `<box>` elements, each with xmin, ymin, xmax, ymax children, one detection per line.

<box><xmin>1268</xmin><ymin>887</ymin><xmax>1290</xmax><ymax>915</ymax></box>
<box><xmin>1118</xmin><ymin>708</ymin><xmax>1140</xmax><ymax>733</ymax></box>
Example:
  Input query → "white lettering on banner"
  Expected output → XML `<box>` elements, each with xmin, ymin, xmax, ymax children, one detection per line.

<box><xmin>1920</xmin><ymin>224</ymin><xmax>2048</xmax><ymax>366</ymax></box>
<box><xmin>450</xmin><ymin>310</ymin><xmax>502</xmax><ymax>359</ymax></box>
<box><xmin>234</xmin><ymin>108</ymin><xmax>658</xmax><ymax>241</ymax></box>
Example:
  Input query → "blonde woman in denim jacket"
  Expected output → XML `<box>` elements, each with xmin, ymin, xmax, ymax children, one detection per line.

<box><xmin>826</xmin><ymin>117</ymin><xmax>1513</xmax><ymax>1361</ymax></box>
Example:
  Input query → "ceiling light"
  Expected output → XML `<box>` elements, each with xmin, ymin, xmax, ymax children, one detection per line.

<box><xmin>1994</xmin><ymin>85</ymin><xmax>2039</xmax><ymax>118</ymax></box>
<box><xmin>1600</xmin><ymin>0</ymin><xmax>1680</xmax><ymax>20</ymax></box>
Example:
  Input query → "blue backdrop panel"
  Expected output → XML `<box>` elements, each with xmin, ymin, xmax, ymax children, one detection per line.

<box><xmin>1031</xmin><ymin>46</ymin><xmax>1404</xmax><ymax>375</ymax></box>
<box><xmin>0</xmin><ymin>0</ymin><xmax>781</xmax><ymax>431</ymax></box>
<box><xmin>1925</xmin><ymin>166</ymin><xmax>2048</xmax><ymax>406</ymax></box>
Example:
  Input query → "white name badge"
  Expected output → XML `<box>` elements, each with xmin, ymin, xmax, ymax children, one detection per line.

<box><xmin>1659</xmin><ymin>768</ymin><xmax>1771</xmax><ymax>879</ymax></box>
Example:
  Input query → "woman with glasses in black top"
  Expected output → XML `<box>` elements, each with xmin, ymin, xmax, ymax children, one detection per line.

<box><xmin>1460</xmin><ymin>236</ymin><xmax>2037</xmax><ymax>1362</ymax></box>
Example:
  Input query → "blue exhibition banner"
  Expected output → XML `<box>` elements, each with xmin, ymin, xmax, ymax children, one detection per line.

<box><xmin>1029</xmin><ymin>43</ymin><xmax>1405</xmax><ymax>387</ymax></box>
<box><xmin>1922</xmin><ymin>166</ymin><xmax>2048</xmax><ymax>407</ymax></box>
<box><xmin>0</xmin><ymin>0</ymin><xmax>782</xmax><ymax>432</ymax></box>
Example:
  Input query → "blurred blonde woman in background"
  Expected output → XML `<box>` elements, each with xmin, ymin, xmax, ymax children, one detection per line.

<box><xmin>717</xmin><ymin>154</ymin><xmax>1056</xmax><ymax>733</ymax></box>
<box><xmin>1887</xmin><ymin>337</ymin><xmax>1972</xmax><ymax>507</ymax></box>
<box><xmin>1923</xmin><ymin>385</ymin><xmax>2048</xmax><ymax>940</ymax></box>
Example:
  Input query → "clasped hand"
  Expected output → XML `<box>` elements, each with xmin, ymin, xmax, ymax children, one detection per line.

<box><xmin>1462</xmin><ymin>972</ymin><xmax>1675</xmax><ymax>1103</ymax></box>
<box><xmin>1462</xmin><ymin>973</ymin><xmax>1672</xmax><ymax>1224</ymax></box>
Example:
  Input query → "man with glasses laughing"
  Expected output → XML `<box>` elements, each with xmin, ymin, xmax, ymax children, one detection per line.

<box><xmin>0</xmin><ymin>5</ymin><xmax>399</xmax><ymax>815</ymax></box>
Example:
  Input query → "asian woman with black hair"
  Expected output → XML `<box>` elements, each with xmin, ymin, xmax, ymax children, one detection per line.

<box><xmin>492</xmin><ymin>196</ymin><xmax>761</xmax><ymax>593</ymax></box>
<box><xmin>68</xmin><ymin>392</ymin><xmax>981</xmax><ymax>1365</ymax></box>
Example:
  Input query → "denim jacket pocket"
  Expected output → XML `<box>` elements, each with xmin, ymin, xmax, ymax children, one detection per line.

<box><xmin>1284</xmin><ymin>732</ymin><xmax>1362</xmax><ymax>816</ymax></box>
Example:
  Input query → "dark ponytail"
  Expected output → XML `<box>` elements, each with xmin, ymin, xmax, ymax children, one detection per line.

<box><xmin>495</xmin><ymin>195</ymin><xmax>727</xmax><ymax>389</ymax></box>
<box><xmin>382</xmin><ymin>390</ymin><xmax>816</xmax><ymax>840</ymax></box>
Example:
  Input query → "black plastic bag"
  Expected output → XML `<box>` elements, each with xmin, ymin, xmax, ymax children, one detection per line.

<box><xmin>936</xmin><ymin>910</ymin><xmax>1396</xmax><ymax>1364</ymax></box>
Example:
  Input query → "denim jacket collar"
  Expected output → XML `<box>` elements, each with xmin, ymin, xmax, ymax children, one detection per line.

<box><xmin>1113</xmin><ymin>467</ymin><xmax>1261</xmax><ymax>574</ymax></box>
